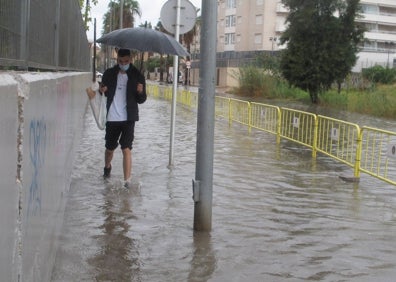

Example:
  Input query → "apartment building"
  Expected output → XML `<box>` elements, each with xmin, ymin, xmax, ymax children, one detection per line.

<box><xmin>217</xmin><ymin>0</ymin><xmax>286</xmax><ymax>52</ymax></box>
<box><xmin>357</xmin><ymin>0</ymin><xmax>396</xmax><ymax>70</ymax></box>
<box><xmin>214</xmin><ymin>0</ymin><xmax>396</xmax><ymax>72</ymax></box>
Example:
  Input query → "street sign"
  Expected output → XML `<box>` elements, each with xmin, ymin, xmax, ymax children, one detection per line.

<box><xmin>160</xmin><ymin>0</ymin><xmax>197</xmax><ymax>35</ymax></box>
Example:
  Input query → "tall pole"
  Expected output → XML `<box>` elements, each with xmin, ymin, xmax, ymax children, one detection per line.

<box><xmin>54</xmin><ymin>0</ymin><xmax>60</xmax><ymax>70</ymax></box>
<box><xmin>193</xmin><ymin>0</ymin><xmax>217</xmax><ymax>231</ymax></box>
<box><xmin>120</xmin><ymin>0</ymin><xmax>124</xmax><ymax>29</ymax></box>
<box><xmin>169</xmin><ymin>0</ymin><xmax>181</xmax><ymax>167</ymax></box>
<box><xmin>20</xmin><ymin>0</ymin><xmax>30</xmax><ymax>70</ymax></box>
<box><xmin>93</xmin><ymin>18</ymin><xmax>96</xmax><ymax>82</ymax></box>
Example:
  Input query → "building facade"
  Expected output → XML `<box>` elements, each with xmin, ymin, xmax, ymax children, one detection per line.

<box><xmin>214</xmin><ymin>0</ymin><xmax>396</xmax><ymax>72</ymax></box>
<box><xmin>356</xmin><ymin>0</ymin><xmax>396</xmax><ymax>70</ymax></box>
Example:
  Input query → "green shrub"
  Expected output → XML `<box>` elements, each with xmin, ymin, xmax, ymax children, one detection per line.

<box><xmin>362</xmin><ymin>65</ymin><xmax>396</xmax><ymax>84</ymax></box>
<box><xmin>236</xmin><ymin>66</ymin><xmax>267</xmax><ymax>97</ymax></box>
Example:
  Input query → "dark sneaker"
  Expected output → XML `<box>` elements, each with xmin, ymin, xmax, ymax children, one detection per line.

<box><xmin>103</xmin><ymin>165</ymin><xmax>111</xmax><ymax>178</ymax></box>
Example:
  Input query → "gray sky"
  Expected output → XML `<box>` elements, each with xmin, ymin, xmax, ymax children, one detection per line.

<box><xmin>87</xmin><ymin>0</ymin><xmax>201</xmax><ymax>40</ymax></box>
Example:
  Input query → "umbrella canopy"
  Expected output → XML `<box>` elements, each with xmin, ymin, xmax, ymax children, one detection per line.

<box><xmin>97</xmin><ymin>27</ymin><xmax>189</xmax><ymax>57</ymax></box>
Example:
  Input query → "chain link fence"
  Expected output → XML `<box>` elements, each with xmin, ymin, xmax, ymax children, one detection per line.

<box><xmin>0</xmin><ymin>0</ymin><xmax>90</xmax><ymax>71</ymax></box>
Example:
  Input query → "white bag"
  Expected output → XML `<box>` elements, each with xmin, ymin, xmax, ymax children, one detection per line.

<box><xmin>87</xmin><ymin>83</ymin><xmax>107</xmax><ymax>130</ymax></box>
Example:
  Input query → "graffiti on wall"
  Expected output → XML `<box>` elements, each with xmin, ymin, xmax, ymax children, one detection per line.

<box><xmin>28</xmin><ymin>118</ymin><xmax>47</xmax><ymax>216</ymax></box>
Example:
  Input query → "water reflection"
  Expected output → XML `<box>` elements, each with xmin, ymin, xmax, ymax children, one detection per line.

<box><xmin>188</xmin><ymin>232</ymin><xmax>217</xmax><ymax>282</ymax></box>
<box><xmin>52</xmin><ymin>98</ymin><xmax>396</xmax><ymax>282</ymax></box>
<box><xmin>87</xmin><ymin>184</ymin><xmax>141</xmax><ymax>281</ymax></box>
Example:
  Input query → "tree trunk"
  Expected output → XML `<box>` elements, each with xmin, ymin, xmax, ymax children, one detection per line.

<box><xmin>309</xmin><ymin>91</ymin><xmax>318</xmax><ymax>104</ymax></box>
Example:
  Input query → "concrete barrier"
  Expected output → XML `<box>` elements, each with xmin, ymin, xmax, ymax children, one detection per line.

<box><xmin>0</xmin><ymin>71</ymin><xmax>90</xmax><ymax>281</ymax></box>
<box><xmin>0</xmin><ymin>74</ymin><xmax>19</xmax><ymax>282</ymax></box>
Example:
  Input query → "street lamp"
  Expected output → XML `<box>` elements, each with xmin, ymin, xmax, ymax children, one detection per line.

<box><xmin>269</xmin><ymin>37</ymin><xmax>277</xmax><ymax>53</ymax></box>
<box><xmin>385</xmin><ymin>42</ymin><xmax>395</xmax><ymax>68</ymax></box>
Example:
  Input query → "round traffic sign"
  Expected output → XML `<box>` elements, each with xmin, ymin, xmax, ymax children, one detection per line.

<box><xmin>160</xmin><ymin>0</ymin><xmax>197</xmax><ymax>35</ymax></box>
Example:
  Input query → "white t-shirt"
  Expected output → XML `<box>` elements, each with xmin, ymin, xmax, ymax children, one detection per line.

<box><xmin>107</xmin><ymin>73</ymin><xmax>128</xmax><ymax>121</ymax></box>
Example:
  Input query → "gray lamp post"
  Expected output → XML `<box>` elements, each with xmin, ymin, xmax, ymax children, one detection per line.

<box><xmin>269</xmin><ymin>37</ymin><xmax>277</xmax><ymax>54</ymax></box>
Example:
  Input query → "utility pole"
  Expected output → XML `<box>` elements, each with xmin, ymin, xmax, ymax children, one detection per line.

<box><xmin>193</xmin><ymin>0</ymin><xmax>217</xmax><ymax>231</ymax></box>
<box><xmin>120</xmin><ymin>0</ymin><xmax>124</xmax><ymax>29</ymax></box>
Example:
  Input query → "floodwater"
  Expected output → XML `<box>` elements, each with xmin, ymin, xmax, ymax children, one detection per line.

<box><xmin>52</xmin><ymin>96</ymin><xmax>396</xmax><ymax>282</ymax></box>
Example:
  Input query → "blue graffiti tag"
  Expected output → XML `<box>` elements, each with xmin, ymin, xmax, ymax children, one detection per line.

<box><xmin>28</xmin><ymin>118</ymin><xmax>46</xmax><ymax>216</ymax></box>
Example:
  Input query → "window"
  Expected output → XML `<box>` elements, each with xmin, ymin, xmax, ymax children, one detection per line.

<box><xmin>225</xmin><ymin>33</ymin><xmax>235</xmax><ymax>45</ymax></box>
<box><xmin>227</xmin><ymin>0</ymin><xmax>236</xmax><ymax>9</ymax></box>
<box><xmin>365</xmin><ymin>23</ymin><xmax>377</xmax><ymax>32</ymax></box>
<box><xmin>363</xmin><ymin>40</ymin><xmax>376</xmax><ymax>51</ymax></box>
<box><xmin>361</xmin><ymin>4</ymin><xmax>379</xmax><ymax>15</ymax></box>
<box><xmin>226</xmin><ymin>15</ymin><xmax>236</xmax><ymax>27</ymax></box>
<box><xmin>254</xmin><ymin>34</ymin><xmax>262</xmax><ymax>44</ymax></box>
<box><xmin>256</xmin><ymin>15</ymin><xmax>263</xmax><ymax>25</ymax></box>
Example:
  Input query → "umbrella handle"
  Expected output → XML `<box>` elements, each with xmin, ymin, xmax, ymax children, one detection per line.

<box><xmin>139</xmin><ymin>52</ymin><xmax>144</xmax><ymax>73</ymax></box>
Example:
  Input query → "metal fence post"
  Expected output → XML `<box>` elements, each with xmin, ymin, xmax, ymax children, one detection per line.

<box><xmin>54</xmin><ymin>0</ymin><xmax>60</xmax><ymax>70</ymax></box>
<box><xmin>20</xmin><ymin>0</ymin><xmax>30</xmax><ymax>70</ymax></box>
<box><xmin>354</xmin><ymin>128</ymin><xmax>362</xmax><ymax>179</ymax></box>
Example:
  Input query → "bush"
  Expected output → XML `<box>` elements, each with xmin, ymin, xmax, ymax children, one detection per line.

<box><xmin>236</xmin><ymin>66</ymin><xmax>268</xmax><ymax>97</ymax></box>
<box><xmin>235</xmin><ymin>66</ymin><xmax>307</xmax><ymax>100</ymax></box>
<box><xmin>362</xmin><ymin>65</ymin><xmax>396</xmax><ymax>84</ymax></box>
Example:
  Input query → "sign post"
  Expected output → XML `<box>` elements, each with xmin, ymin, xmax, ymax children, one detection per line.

<box><xmin>161</xmin><ymin>0</ymin><xmax>196</xmax><ymax>167</ymax></box>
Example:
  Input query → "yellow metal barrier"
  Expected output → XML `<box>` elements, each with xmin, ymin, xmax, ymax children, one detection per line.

<box><xmin>360</xmin><ymin>127</ymin><xmax>396</xmax><ymax>185</ymax></box>
<box><xmin>215</xmin><ymin>96</ymin><xmax>231</xmax><ymax>121</ymax></box>
<box><xmin>177</xmin><ymin>89</ymin><xmax>189</xmax><ymax>107</ymax></box>
<box><xmin>147</xmin><ymin>83</ymin><xmax>396</xmax><ymax>185</ymax></box>
<box><xmin>229</xmin><ymin>98</ymin><xmax>250</xmax><ymax>127</ymax></box>
<box><xmin>280</xmin><ymin>108</ymin><xmax>318</xmax><ymax>157</ymax></box>
<box><xmin>189</xmin><ymin>91</ymin><xmax>199</xmax><ymax>109</ymax></box>
<box><xmin>164</xmin><ymin>87</ymin><xmax>172</xmax><ymax>100</ymax></box>
<box><xmin>178</xmin><ymin>89</ymin><xmax>198</xmax><ymax>109</ymax></box>
<box><xmin>146</xmin><ymin>84</ymin><xmax>158</xmax><ymax>97</ymax></box>
<box><xmin>250</xmin><ymin>102</ymin><xmax>281</xmax><ymax>143</ymax></box>
<box><xmin>316</xmin><ymin>115</ymin><xmax>361</xmax><ymax>178</ymax></box>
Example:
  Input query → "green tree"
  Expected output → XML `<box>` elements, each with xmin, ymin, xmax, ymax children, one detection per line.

<box><xmin>280</xmin><ymin>0</ymin><xmax>364</xmax><ymax>103</ymax></box>
<box><xmin>103</xmin><ymin>0</ymin><xmax>141</xmax><ymax>33</ymax></box>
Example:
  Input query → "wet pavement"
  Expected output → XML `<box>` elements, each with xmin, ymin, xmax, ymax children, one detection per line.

<box><xmin>51</xmin><ymin>97</ymin><xmax>396</xmax><ymax>281</ymax></box>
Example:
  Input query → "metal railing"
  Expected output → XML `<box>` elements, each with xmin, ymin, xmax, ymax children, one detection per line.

<box><xmin>360</xmin><ymin>127</ymin><xmax>396</xmax><ymax>185</ymax></box>
<box><xmin>280</xmin><ymin>108</ymin><xmax>318</xmax><ymax>157</ymax></box>
<box><xmin>316</xmin><ymin>116</ymin><xmax>362</xmax><ymax>177</ymax></box>
<box><xmin>147</xmin><ymin>84</ymin><xmax>396</xmax><ymax>186</ymax></box>
<box><xmin>0</xmin><ymin>0</ymin><xmax>90</xmax><ymax>71</ymax></box>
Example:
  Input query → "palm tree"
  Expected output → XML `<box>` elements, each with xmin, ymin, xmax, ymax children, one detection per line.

<box><xmin>155</xmin><ymin>21</ymin><xmax>172</xmax><ymax>83</ymax></box>
<box><xmin>102</xmin><ymin>0</ymin><xmax>141</xmax><ymax>33</ymax></box>
<box><xmin>79</xmin><ymin>0</ymin><xmax>98</xmax><ymax>30</ymax></box>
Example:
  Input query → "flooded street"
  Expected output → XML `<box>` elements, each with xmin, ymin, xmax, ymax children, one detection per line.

<box><xmin>52</xmin><ymin>97</ymin><xmax>396</xmax><ymax>282</ymax></box>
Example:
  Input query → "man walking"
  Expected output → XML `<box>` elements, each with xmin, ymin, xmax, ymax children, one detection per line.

<box><xmin>99</xmin><ymin>48</ymin><xmax>147</xmax><ymax>187</ymax></box>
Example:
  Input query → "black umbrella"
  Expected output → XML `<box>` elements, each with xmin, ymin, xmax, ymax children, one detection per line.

<box><xmin>96</xmin><ymin>27</ymin><xmax>189</xmax><ymax>57</ymax></box>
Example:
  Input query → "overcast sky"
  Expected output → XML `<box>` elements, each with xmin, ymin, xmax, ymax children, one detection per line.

<box><xmin>86</xmin><ymin>0</ymin><xmax>201</xmax><ymax>40</ymax></box>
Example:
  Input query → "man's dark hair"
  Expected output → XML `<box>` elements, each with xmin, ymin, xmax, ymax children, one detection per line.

<box><xmin>118</xmin><ymin>49</ymin><xmax>131</xmax><ymax>57</ymax></box>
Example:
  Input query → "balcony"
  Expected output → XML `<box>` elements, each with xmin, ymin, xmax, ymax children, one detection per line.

<box><xmin>276</xmin><ymin>3</ymin><xmax>289</xmax><ymax>13</ymax></box>
<box><xmin>359</xmin><ymin>13</ymin><xmax>396</xmax><ymax>26</ymax></box>
<box><xmin>365</xmin><ymin>31</ymin><xmax>396</xmax><ymax>42</ymax></box>
<box><xmin>360</xmin><ymin>0</ymin><xmax>396</xmax><ymax>9</ymax></box>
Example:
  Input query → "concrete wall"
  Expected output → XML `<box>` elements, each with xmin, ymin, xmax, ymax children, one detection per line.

<box><xmin>187</xmin><ymin>67</ymin><xmax>239</xmax><ymax>88</ymax></box>
<box><xmin>0</xmin><ymin>71</ymin><xmax>90</xmax><ymax>281</ymax></box>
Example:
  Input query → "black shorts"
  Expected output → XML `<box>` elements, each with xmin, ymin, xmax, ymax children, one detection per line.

<box><xmin>105</xmin><ymin>121</ymin><xmax>135</xmax><ymax>150</ymax></box>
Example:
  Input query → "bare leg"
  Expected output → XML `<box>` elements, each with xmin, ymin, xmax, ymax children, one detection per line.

<box><xmin>105</xmin><ymin>149</ymin><xmax>114</xmax><ymax>168</ymax></box>
<box><xmin>122</xmin><ymin>148</ymin><xmax>132</xmax><ymax>181</ymax></box>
